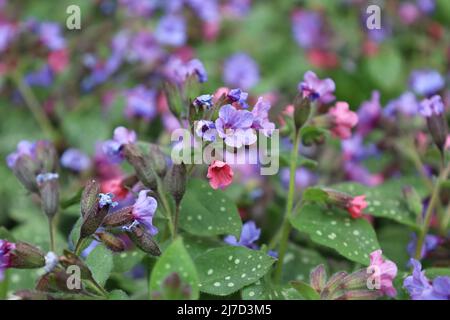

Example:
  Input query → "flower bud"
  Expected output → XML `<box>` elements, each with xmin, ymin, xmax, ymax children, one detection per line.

<box><xmin>96</xmin><ymin>231</ymin><xmax>126</xmax><ymax>252</ymax></box>
<box><xmin>81</xmin><ymin>180</ymin><xmax>100</xmax><ymax>219</ymax></box>
<box><xmin>126</xmin><ymin>224</ymin><xmax>161</xmax><ymax>256</ymax></box>
<box><xmin>59</xmin><ymin>250</ymin><xmax>93</xmax><ymax>280</ymax></box>
<box><xmin>35</xmin><ymin>140</ymin><xmax>58</xmax><ymax>173</ymax></box>
<box><xmin>102</xmin><ymin>206</ymin><xmax>134</xmax><ymax>228</ymax></box>
<box><xmin>9</xmin><ymin>242</ymin><xmax>46</xmax><ymax>269</ymax></box>
<box><xmin>36</xmin><ymin>268</ymin><xmax>85</xmax><ymax>293</ymax></box>
<box><xmin>342</xmin><ymin>269</ymin><xmax>369</xmax><ymax>290</ymax></box>
<box><xmin>147</xmin><ymin>143</ymin><xmax>167</xmax><ymax>177</ymax></box>
<box><xmin>320</xmin><ymin>271</ymin><xmax>347</xmax><ymax>300</ymax></box>
<box><xmin>36</xmin><ymin>173</ymin><xmax>60</xmax><ymax>219</ymax></box>
<box><xmin>164</xmin><ymin>163</ymin><xmax>187</xmax><ymax>205</ymax></box>
<box><xmin>12</xmin><ymin>155</ymin><xmax>39</xmax><ymax>193</ymax></box>
<box><xmin>322</xmin><ymin>188</ymin><xmax>367</xmax><ymax>219</ymax></box>
<box><xmin>420</xmin><ymin>95</ymin><xmax>448</xmax><ymax>153</ymax></box>
<box><xmin>80</xmin><ymin>193</ymin><xmax>117</xmax><ymax>239</ymax></box>
<box><xmin>310</xmin><ymin>264</ymin><xmax>327</xmax><ymax>292</ymax></box>
<box><xmin>123</xmin><ymin>144</ymin><xmax>157</xmax><ymax>190</ymax></box>
<box><xmin>293</xmin><ymin>93</ymin><xmax>311</xmax><ymax>130</ymax></box>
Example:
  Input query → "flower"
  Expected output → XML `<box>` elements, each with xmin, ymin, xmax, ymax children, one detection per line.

<box><xmin>407</xmin><ymin>233</ymin><xmax>440</xmax><ymax>259</ymax></box>
<box><xmin>369</xmin><ymin>249</ymin><xmax>398</xmax><ymax>297</ymax></box>
<box><xmin>129</xmin><ymin>31</ymin><xmax>162</xmax><ymax>64</ymax></box>
<box><xmin>102</xmin><ymin>126</ymin><xmax>137</xmax><ymax>163</ymax></box>
<box><xmin>38</xmin><ymin>22</ymin><xmax>66</xmax><ymax>51</ymax></box>
<box><xmin>419</xmin><ymin>95</ymin><xmax>444</xmax><ymax>117</ymax></box>
<box><xmin>36</xmin><ymin>172</ymin><xmax>59</xmax><ymax>185</ymax></box>
<box><xmin>280</xmin><ymin>167</ymin><xmax>317</xmax><ymax>189</ymax></box>
<box><xmin>384</xmin><ymin>91</ymin><xmax>420</xmax><ymax>118</ymax></box>
<box><xmin>0</xmin><ymin>240</ymin><xmax>15</xmax><ymax>281</ymax></box>
<box><xmin>251</xmin><ymin>97</ymin><xmax>276</xmax><ymax>137</ymax></box>
<box><xmin>164</xmin><ymin>57</ymin><xmax>208</xmax><ymax>84</ymax></box>
<box><xmin>130</xmin><ymin>190</ymin><xmax>158</xmax><ymax>235</ymax></box>
<box><xmin>124</xmin><ymin>86</ymin><xmax>158</xmax><ymax>122</ymax></box>
<box><xmin>155</xmin><ymin>15</ymin><xmax>186</xmax><ymax>47</ymax></box>
<box><xmin>409</xmin><ymin>69</ymin><xmax>445</xmax><ymax>96</ymax></box>
<box><xmin>356</xmin><ymin>91</ymin><xmax>381</xmax><ymax>136</ymax></box>
<box><xmin>193</xmin><ymin>94</ymin><xmax>214</xmax><ymax>109</ymax></box>
<box><xmin>227</xmin><ymin>88</ymin><xmax>249</xmax><ymax>108</ymax></box>
<box><xmin>298</xmin><ymin>71</ymin><xmax>335</xmax><ymax>102</ymax></box>
<box><xmin>25</xmin><ymin>65</ymin><xmax>54</xmax><ymax>88</ymax></box>
<box><xmin>404</xmin><ymin>259</ymin><xmax>450</xmax><ymax>300</ymax></box>
<box><xmin>291</xmin><ymin>10</ymin><xmax>327</xmax><ymax>49</ymax></box>
<box><xmin>328</xmin><ymin>102</ymin><xmax>358</xmax><ymax>139</ymax></box>
<box><xmin>195</xmin><ymin>120</ymin><xmax>217</xmax><ymax>142</ymax></box>
<box><xmin>48</xmin><ymin>49</ymin><xmax>69</xmax><ymax>73</ymax></box>
<box><xmin>100</xmin><ymin>177</ymin><xmax>130</xmax><ymax>201</ymax></box>
<box><xmin>224</xmin><ymin>221</ymin><xmax>261</xmax><ymax>249</ymax></box>
<box><xmin>207</xmin><ymin>160</ymin><xmax>234</xmax><ymax>189</ymax></box>
<box><xmin>98</xmin><ymin>193</ymin><xmax>118</xmax><ymax>208</ymax></box>
<box><xmin>61</xmin><ymin>148</ymin><xmax>91</xmax><ymax>172</ymax></box>
<box><xmin>119</xmin><ymin>0</ymin><xmax>155</xmax><ymax>17</ymax></box>
<box><xmin>6</xmin><ymin>140</ymin><xmax>36</xmax><ymax>169</ymax></box>
<box><xmin>347</xmin><ymin>195</ymin><xmax>368</xmax><ymax>219</ymax></box>
<box><xmin>215</xmin><ymin>104</ymin><xmax>256</xmax><ymax>148</ymax></box>
<box><xmin>0</xmin><ymin>21</ymin><xmax>17</xmax><ymax>53</ymax></box>
<box><xmin>223</xmin><ymin>53</ymin><xmax>259</xmax><ymax>90</ymax></box>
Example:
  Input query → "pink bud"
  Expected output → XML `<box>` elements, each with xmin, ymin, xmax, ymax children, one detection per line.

<box><xmin>347</xmin><ymin>195</ymin><xmax>368</xmax><ymax>219</ymax></box>
<box><xmin>207</xmin><ymin>160</ymin><xmax>234</xmax><ymax>190</ymax></box>
<box><xmin>328</xmin><ymin>102</ymin><xmax>358</xmax><ymax>139</ymax></box>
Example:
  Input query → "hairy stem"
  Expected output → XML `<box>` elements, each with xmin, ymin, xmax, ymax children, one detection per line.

<box><xmin>48</xmin><ymin>217</ymin><xmax>56</xmax><ymax>252</ymax></box>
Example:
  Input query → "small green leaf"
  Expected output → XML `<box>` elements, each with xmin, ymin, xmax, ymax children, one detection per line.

<box><xmin>85</xmin><ymin>244</ymin><xmax>114</xmax><ymax>286</ymax></box>
<box><xmin>302</xmin><ymin>187</ymin><xmax>329</xmax><ymax>203</ymax></box>
<box><xmin>150</xmin><ymin>237</ymin><xmax>199</xmax><ymax>300</ymax></box>
<box><xmin>108</xmin><ymin>289</ymin><xmax>129</xmax><ymax>300</ymax></box>
<box><xmin>290</xmin><ymin>281</ymin><xmax>320</xmax><ymax>300</ymax></box>
<box><xmin>291</xmin><ymin>203</ymin><xmax>380</xmax><ymax>265</ymax></box>
<box><xmin>195</xmin><ymin>246</ymin><xmax>275</xmax><ymax>296</ymax></box>
<box><xmin>179</xmin><ymin>179</ymin><xmax>242</xmax><ymax>238</ymax></box>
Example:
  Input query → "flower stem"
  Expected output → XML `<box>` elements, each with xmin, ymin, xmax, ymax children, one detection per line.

<box><xmin>273</xmin><ymin>130</ymin><xmax>301</xmax><ymax>283</ymax></box>
<box><xmin>87</xmin><ymin>279</ymin><xmax>108</xmax><ymax>297</ymax></box>
<box><xmin>74</xmin><ymin>238</ymin><xmax>86</xmax><ymax>256</ymax></box>
<box><xmin>414</xmin><ymin>164</ymin><xmax>450</xmax><ymax>260</ymax></box>
<box><xmin>48</xmin><ymin>217</ymin><xmax>56</xmax><ymax>252</ymax></box>
<box><xmin>173</xmin><ymin>204</ymin><xmax>181</xmax><ymax>237</ymax></box>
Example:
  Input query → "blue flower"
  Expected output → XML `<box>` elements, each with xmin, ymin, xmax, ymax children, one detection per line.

<box><xmin>407</xmin><ymin>233</ymin><xmax>440</xmax><ymax>259</ymax></box>
<box><xmin>124</xmin><ymin>86</ymin><xmax>158</xmax><ymax>122</ymax></box>
<box><xmin>98</xmin><ymin>193</ymin><xmax>118</xmax><ymax>208</ymax></box>
<box><xmin>102</xmin><ymin>126</ymin><xmax>137</xmax><ymax>163</ymax></box>
<box><xmin>6</xmin><ymin>140</ymin><xmax>36</xmax><ymax>169</ymax></box>
<box><xmin>227</xmin><ymin>88</ymin><xmax>249</xmax><ymax>109</ymax></box>
<box><xmin>193</xmin><ymin>94</ymin><xmax>214</xmax><ymax>109</ymax></box>
<box><xmin>384</xmin><ymin>91</ymin><xmax>420</xmax><ymax>118</ymax></box>
<box><xmin>215</xmin><ymin>104</ymin><xmax>256</xmax><ymax>148</ymax></box>
<box><xmin>223</xmin><ymin>53</ymin><xmax>259</xmax><ymax>90</ymax></box>
<box><xmin>419</xmin><ymin>95</ymin><xmax>444</xmax><ymax>117</ymax></box>
<box><xmin>409</xmin><ymin>69</ymin><xmax>445</xmax><ymax>96</ymax></box>
<box><xmin>38</xmin><ymin>22</ymin><xmax>66</xmax><ymax>51</ymax></box>
<box><xmin>155</xmin><ymin>15</ymin><xmax>186</xmax><ymax>47</ymax></box>
<box><xmin>224</xmin><ymin>221</ymin><xmax>261</xmax><ymax>249</ymax></box>
<box><xmin>404</xmin><ymin>259</ymin><xmax>450</xmax><ymax>300</ymax></box>
<box><xmin>61</xmin><ymin>148</ymin><xmax>92</xmax><ymax>172</ymax></box>
<box><xmin>130</xmin><ymin>190</ymin><xmax>158</xmax><ymax>235</ymax></box>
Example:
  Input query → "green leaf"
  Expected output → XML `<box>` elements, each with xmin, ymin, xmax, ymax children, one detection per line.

<box><xmin>85</xmin><ymin>244</ymin><xmax>114</xmax><ymax>286</ymax></box>
<box><xmin>299</xmin><ymin>126</ymin><xmax>329</xmax><ymax>146</ymax></box>
<box><xmin>302</xmin><ymin>187</ymin><xmax>329</xmax><ymax>203</ymax></box>
<box><xmin>366</xmin><ymin>47</ymin><xmax>403</xmax><ymax>92</ymax></box>
<box><xmin>108</xmin><ymin>289</ymin><xmax>129</xmax><ymax>300</ymax></box>
<box><xmin>194</xmin><ymin>246</ymin><xmax>275</xmax><ymax>296</ymax></box>
<box><xmin>183</xmin><ymin>234</ymin><xmax>224</xmax><ymax>260</ymax></box>
<box><xmin>332</xmin><ymin>179</ymin><xmax>421</xmax><ymax>228</ymax></box>
<box><xmin>281</xmin><ymin>244</ymin><xmax>327</xmax><ymax>284</ymax></box>
<box><xmin>241</xmin><ymin>278</ymin><xmax>283</xmax><ymax>300</ymax></box>
<box><xmin>425</xmin><ymin>268</ymin><xmax>450</xmax><ymax>279</ymax></box>
<box><xmin>150</xmin><ymin>237</ymin><xmax>199</xmax><ymax>300</ymax></box>
<box><xmin>290</xmin><ymin>281</ymin><xmax>320</xmax><ymax>300</ymax></box>
<box><xmin>291</xmin><ymin>203</ymin><xmax>380</xmax><ymax>265</ymax></box>
<box><xmin>0</xmin><ymin>227</ymin><xmax>16</xmax><ymax>242</ymax></box>
<box><xmin>179</xmin><ymin>179</ymin><xmax>242</xmax><ymax>238</ymax></box>
<box><xmin>377</xmin><ymin>225</ymin><xmax>411</xmax><ymax>269</ymax></box>
<box><xmin>113</xmin><ymin>249</ymin><xmax>146</xmax><ymax>273</ymax></box>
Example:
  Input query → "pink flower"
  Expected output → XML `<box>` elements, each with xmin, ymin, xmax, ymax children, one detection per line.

<box><xmin>329</xmin><ymin>102</ymin><xmax>358</xmax><ymax>139</ymax></box>
<box><xmin>48</xmin><ymin>49</ymin><xmax>69</xmax><ymax>73</ymax></box>
<box><xmin>369</xmin><ymin>249</ymin><xmax>398</xmax><ymax>297</ymax></box>
<box><xmin>347</xmin><ymin>195</ymin><xmax>367</xmax><ymax>219</ymax></box>
<box><xmin>207</xmin><ymin>160</ymin><xmax>234</xmax><ymax>190</ymax></box>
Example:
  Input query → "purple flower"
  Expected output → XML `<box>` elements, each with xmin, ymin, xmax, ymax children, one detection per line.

<box><xmin>38</xmin><ymin>22</ymin><xmax>66</xmax><ymax>51</ymax></box>
<box><xmin>224</xmin><ymin>221</ymin><xmax>261</xmax><ymax>249</ymax></box>
<box><xmin>60</xmin><ymin>148</ymin><xmax>92</xmax><ymax>172</ymax></box>
<box><xmin>0</xmin><ymin>22</ymin><xmax>17</xmax><ymax>53</ymax></box>
<box><xmin>193</xmin><ymin>94</ymin><xmax>214</xmax><ymax>109</ymax></box>
<box><xmin>129</xmin><ymin>31</ymin><xmax>162</xmax><ymax>64</ymax></box>
<box><xmin>195</xmin><ymin>120</ymin><xmax>217</xmax><ymax>142</ymax></box>
<box><xmin>24</xmin><ymin>65</ymin><xmax>54</xmax><ymax>88</ymax></box>
<box><xmin>384</xmin><ymin>92</ymin><xmax>420</xmax><ymax>118</ymax></box>
<box><xmin>281</xmin><ymin>167</ymin><xmax>317</xmax><ymax>189</ymax></box>
<box><xmin>344</xmin><ymin>161</ymin><xmax>383</xmax><ymax>186</ymax></box>
<box><xmin>119</xmin><ymin>0</ymin><xmax>155</xmax><ymax>17</ymax></box>
<box><xmin>291</xmin><ymin>10</ymin><xmax>327</xmax><ymax>49</ymax></box>
<box><xmin>356</xmin><ymin>91</ymin><xmax>382</xmax><ymax>136</ymax></box>
<box><xmin>227</xmin><ymin>88</ymin><xmax>249</xmax><ymax>108</ymax></box>
<box><xmin>124</xmin><ymin>86</ymin><xmax>158</xmax><ymax>121</ymax></box>
<box><xmin>215</xmin><ymin>104</ymin><xmax>256</xmax><ymax>148</ymax></box>
<box><xmin>155</xmin><ymin>15</ymin><xmax>186</xmax><ymax>47</ymax></box>
<box><xmin>6</xmin><ymin>140</ymin><xmax>36</xmax><ymax>169</ymax></box>
<box><xmin>164</xmin><ymin>58</ymin><xmax>208</xmax><ymax>84</ymax></box>
<box><xmin>416</xmin><ymin>0</ymin><xmax>435</xmax><ymax>13</ymax></box>
<box><xmin>223</xmin><ymin>53</ymin><xmax>259</xmax><ymax>90</ymax></box>
<box><xmin>410</xmin><ymin>69</ymin><xmax>445</xmax><ymax>96</ymax></box>
<box><xmin>98</xmin><ymin>193</ymin><xmax>118</xmax><ymax>208</ymax></box>
<box><xmin>251</xmin><ymin>97</ymin><xmax>276</xmax><ymax>137</ymax></box>
<box><xmin>186</xmin><ymin>0</ymin><xmax>220</xmax><ymax>22</ymax></box>
<box><xmin>225</xmin><ymin>0</ymin><xmax>251</xmax><ymax>17</ymax></box>
<box><xmin>298</xmin><ymin>71</ymin><xmax>335</xmax><ymax>103</ymax></box>
<box><xmin>341</xmin><ymin>134</ymin><xmax>378</xmax><ymax>161</ymax></box>
<box><xmin>102</xmin><ymin>126</ymin><xmax>137</xmax><ymax>163</ymax></box>
<box><xmin>419</xmin><ymin>95</ymin><xmax>444</xmax><ymax>117</ymax></box>
<box><xmin>404</xmin><ymin>259</ymin><xmax>450</xmax><ymax>300</ymax></box>
<box><xmin>130</xmin><ymin>190</ymin><xmax>158</xmax><ymax>235</ymax></box>
<box><xmin>407</xmin><ymin>233</ymin><xmax>440</xmax><ymax>259</ymax></box>
<box><xmin>0</xmin><ymin>240</ymin><xmax>15</xmax><ymax>281</ymax></box>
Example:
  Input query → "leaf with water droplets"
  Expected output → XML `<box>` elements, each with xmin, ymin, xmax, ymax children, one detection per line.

<box><xmin>179</xmin><ymin>179</ymin><xmax>242</xmax><ymax>238</ymax></box>
<box><xmin>195</xmin><ymin>246</ymin><xmax>275</xmax><ymax>296</ymax></box>
<box><xmin>291</xmin><ymin>203</ymin><xmax>380</xmax><ymax>265</ymax></box>
<box><xmin>149</xmin><ymin>237</ymin><xmax>199</xmax><ymax>300</ymax></box>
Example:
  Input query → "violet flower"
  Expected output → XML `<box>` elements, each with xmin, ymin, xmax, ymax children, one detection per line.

<box><xmin>291</xmin><ymin>10</ymin><xmax>327</xmax><ymax>49</ymax></box>
<box><xmin>407</xmin><ymin>233</ymin><xmax>440</xmax><ymax>259</ymax></box>
<box><xmin>6</xmin><ymin>140</ymin><xmax>36</xmax><ymax>169</ymax></box>
<box><xmin>60</xmin><ymin>148</ymin><xmax>92</xmax><ymax>172</ymax></box>
<box><xmin>129</xmin><ymin>31</ymin><xmax>162</xmax><ymax>64</ymax></box>
<box><xmin>164</xmin><ymin>58</ymin><xmax>208</xmax><ymax>84</ymax></box>
<box><xmin>102</xmin><ymin>126</ymin><xmax>137</xmax><ymax>163</ymax></box>
<box><xmin>404</xmin><ymin>259</ymin><xmax>450</xmax><ymax>300</ymax></box>
<box><xmin>356</xmin><ymin>91</ymin><xmax>382</xmax><ymax>136</ymax></box>
<box><xmin>215</xmin><ymin>104</ymin><xmax>256</xmax><ymax>148</ymax></box>
<box><xmin>251</xmin><ymin>97</ymin><xmax>276</xmax><ymax>137</ymax></box>
<box><xmin>129</xmin><ymin>190</ymin><xmax>158</xmax><ymax>235</ymax></box>
<box><xmin>155</xmin><ymin>15</ymin><xmax>186</xmax><ymax>47</ymax></box>
<box><xmin>298</xmin><ymin>71</ymin><xmax>335</xmax><ymax>103</ymax></box>
<box><xmin>223</xmin><ymin>53</ymin><xmax>259</xmax><ymax>90</ymax></box>
<box><xmin>227</xmin><ymin>88</ymin><xmax>249</xmax><ymax>109</ymax></box>
<box><xmin>124</xmin><ymin>86</ymin><xmax>158</xmax><ymax>122</ymax></box>
<box><xmin>195</xmin><ymin>120</ymin><xmax>217</xmax><ymax>142</ymax></box>
<box><xmin>0</xmin><ymin>240</ymin><xmax>15</xmax><ymax>281</ymax></box>
<box><xmin>25</xmin><ymin>65</ymin><xmax>54</xmax><ymax>88</ymax></box>
<box><xmin>193</xmin><ymin>94</ymin><xmax>214</xmax><ymax>109</ymax></box>
<box><xmin>384</xmin><ymin>92</ymin><xmax>419</xmax><ymax>118</ymax></box>
<box><xmin>224</xmin><ymin>221</ymin><xmax>261</xmax><ymax>249</ymax></box>
<box><xmin>38</xmin><ymin>22</ymin><xmax>66</xmax><ymax>51</ymax></box>
<box><xmin>0</xmin><ymin>21</ymin><xmax>17</xmax><ymax>53</ymax></box>
<box><xmin>410</xmin><ymin>69</ymin><xmax>445</xmax><ymax>96</ymax></box>
<box><xmin>419</xmin><ymin>95</ymin><xmax>444</xmax><ymax>117</ymax></box>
